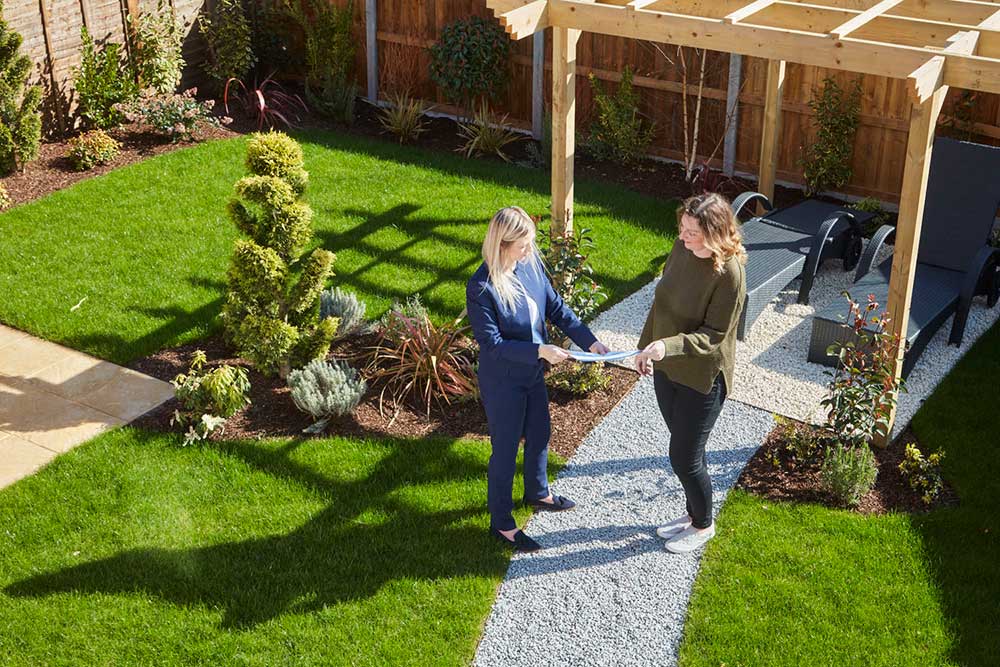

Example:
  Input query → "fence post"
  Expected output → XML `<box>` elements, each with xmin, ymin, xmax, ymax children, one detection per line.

<box><xmin>723</xmin><ymin>53</ymin><xmax>742</xmax><ymax>177</ymax></box>
<box><xmin>532</xmin><ymin>29</ymin><xmax>544</xmax><ymax>140</ymax></box>
<box><xmin>366</xmin><ymin>0</ymin><xmax>378</xmax><ymax>103</ymax></box>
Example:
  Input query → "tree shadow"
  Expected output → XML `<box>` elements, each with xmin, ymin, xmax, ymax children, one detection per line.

<box><xmin>4</xmin><ymin>433</ymin><xmax>511</xmax><ymax>630</ymax></box>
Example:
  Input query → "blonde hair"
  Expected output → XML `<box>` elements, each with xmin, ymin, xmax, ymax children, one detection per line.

<box><xmin>482</xmin><ymin>206</ymin><xmax>541</xmax><ymax>312</ymax></box>
<box><xmin>677</xmin><ymin>193</ymin><xmax>747</xmax><ymax>273</ymax></box>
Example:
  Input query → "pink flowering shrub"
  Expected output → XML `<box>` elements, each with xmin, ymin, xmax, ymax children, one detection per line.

<box><xmin>115</xmin><ymin>88</ymin><xmax>229</xmax><ymax>142</ymax></box>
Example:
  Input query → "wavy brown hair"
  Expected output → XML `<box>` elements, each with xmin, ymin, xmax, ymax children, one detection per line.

<box><xmin>677</xmin><ymin>193</ymin><xmax>747</xmax><ymax>273</ymax></box>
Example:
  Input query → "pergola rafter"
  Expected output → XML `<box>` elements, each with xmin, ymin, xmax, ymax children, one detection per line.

<box><xmin>488</xmin><ymin>0</ymin><xmax>1000</xmax><ymax>440</ymax></box>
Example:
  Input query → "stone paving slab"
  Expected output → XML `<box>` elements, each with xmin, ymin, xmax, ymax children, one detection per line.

<box><xmin>0</xmin><ymin>324</ymin><xmax>174</xmax><ymax>489</ymax></box>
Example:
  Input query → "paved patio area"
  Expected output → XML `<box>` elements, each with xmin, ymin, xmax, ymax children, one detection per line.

<box><xmin>0</xmin><ymin>324</ymin><xmax>173</xmax><ymax>489</ymax></box>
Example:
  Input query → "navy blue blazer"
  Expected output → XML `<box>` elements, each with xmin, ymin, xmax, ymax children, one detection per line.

<box><xmin>466</xmin><ymin>258</ymin><xmax>598</xmax><ymax>381</ymax></box>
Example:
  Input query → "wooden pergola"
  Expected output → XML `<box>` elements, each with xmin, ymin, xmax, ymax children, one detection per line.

<box><xmin>488</xmin><ymin>0</ymin><xmax>1000</xmax><ymax>437</ymax></box>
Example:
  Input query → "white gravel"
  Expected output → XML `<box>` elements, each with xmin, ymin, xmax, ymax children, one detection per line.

<box><xmin>473</xmin><ymin>380</ymin><xmax>773</xmax><ymax>667</ymax></box>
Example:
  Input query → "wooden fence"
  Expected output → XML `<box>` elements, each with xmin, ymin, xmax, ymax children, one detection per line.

<box><xmin>6</xmin><ymin>0</ymin><xmax>1000</xmax><ymax>201</ymax></box>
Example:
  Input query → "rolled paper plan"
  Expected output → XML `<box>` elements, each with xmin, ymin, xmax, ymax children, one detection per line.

<box><xmin>567</xmin><ymin>349</ymin><xmax>640</xmax><ymax>363</ymax></box>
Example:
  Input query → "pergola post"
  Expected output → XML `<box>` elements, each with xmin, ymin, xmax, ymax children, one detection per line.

<box><xmin>757</xmin><ymin>59</ymin><xmax>786</xmax><ymax>208</ymax></box>
<box><xmin>551</xmin><ymin>26</ymin><xmax>581</xmax><ymax>238</ymax></box>
<box><xmin>876</xmin><ymin>86</ymin><xmax>948</xmax><ymax>445</ymax></box>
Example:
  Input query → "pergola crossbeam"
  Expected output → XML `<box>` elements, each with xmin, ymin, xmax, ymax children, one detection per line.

<box><xmin>490</xmin><ymin>0</ymin><xmax>551</xmax><ymax>39</ymax></box>
<box><xmin>725</xmin><ymin>0</ymin><xmax>779</xmax><ymax>24</ymax></box>
<box><xmin>830</xmin><ymin>0</ymin><xmax>904</xmax><ymax>39</ymax></box>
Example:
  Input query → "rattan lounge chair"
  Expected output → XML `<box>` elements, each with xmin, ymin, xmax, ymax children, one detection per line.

<box><xmin>808</xmin><ymin>137</ymin><xmax>1000</xmax><ymax>378</ymax></box>
<box><xmin>730</xmin><ymin>194</ymin><xmax>875</xmax><ymax>340</ymax></box>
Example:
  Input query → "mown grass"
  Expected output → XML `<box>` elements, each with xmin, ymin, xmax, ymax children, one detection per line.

<box><xmin>0</xmin><ymin>129</ymin><xmax>675</xmax><ymax>364</ymax></box>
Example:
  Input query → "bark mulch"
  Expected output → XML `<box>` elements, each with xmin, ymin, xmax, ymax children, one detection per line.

<box><xmin>736</xmin><ymin>418</ymin><xmax>957</xmax><ymax>515</ymax></box>
<box><xmin>129</xmin><ymin>335</ymin><xmax>639</xmax><ymax>460</ymax></box>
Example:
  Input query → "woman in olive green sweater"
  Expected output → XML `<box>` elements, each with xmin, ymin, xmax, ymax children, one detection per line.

<box><xmin>635</xmin><ymin>193</ymin><xmax>747</xmax><ymax>554</ymax></box>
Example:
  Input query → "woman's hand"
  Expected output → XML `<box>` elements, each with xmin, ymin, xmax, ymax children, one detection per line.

<box><xmin>538</xmin><ymin>344</ymin><xmax>571</xmax><ymax>365</ymax></box>
<box><xmin>589</xmin><ymin>341</ymin><xmax>610</xmax><ymax>355</ymax></box>
<box><xmin>635</xmin><ymin>340</ymin><xmax>666</xmax><ymax>376</ymax></box>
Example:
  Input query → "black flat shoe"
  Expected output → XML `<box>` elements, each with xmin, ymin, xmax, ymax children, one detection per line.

<box><xmin>490</xmin><ymin>528</ymin><xmax>542</xmax><ymax>552</ymax></box>
<box><xmin>525</xmin><ymin>494</ymin><xmax>576</xmax><ymax>512</ymax></box>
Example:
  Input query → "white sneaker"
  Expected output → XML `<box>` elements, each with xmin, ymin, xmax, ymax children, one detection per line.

<box><xmin>664</xmin><ymin>524</ymin><xmax>716</xmax><ymax>554</ymax></box>
<box><xmin>655</xmin><ymin>515</ymin><xmax>693</xmax><ymax>539</ymax></box>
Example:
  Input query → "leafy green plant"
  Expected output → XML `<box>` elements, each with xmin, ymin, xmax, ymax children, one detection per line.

<box><xmin>587</xmin><ymin>67</ymin><xmax>654</xmax><ymax>164</ymax></box>
<box><xmin>820</xmin><ymin>293</ymin><xmax>905</xmax><ymax>448</ymax></box>
<box><xmin>772</xmin><ymin>414</ymin><xmax>824</xmax><ymax>462</ymax></box>
<box><xmin>223</xmin><ymin>132</ymin><xmax>337</xmax><ymax>378</ymax></box>
<box><xmin>364</xmin><ymin>296</ymin><xmax>477</xmax><ymax>416</ymax></box>
<box><xmin>0</xmin><ymin>1</ymin><xmax>42</xmax><ymax>175</ymax></box>
<box><xmin>65</xmin><ymin>129</ymin><xmax>119</xmax><ymax>170</ymax></box>
<box><xmin>849</xmin><ymin>196</ymin><xmax>892</xmax><ymax>238</ymax></box>
<box><xmin>288</xmin><ymin>358</ymin><xmax>367</xmax><ymax>433</ymax></box>
<box><xmin>320</xmin><ymin>286</ymin><xmax>367</xmax><ymax>337</ymax></box>
<box><xmin>198</xmin><ymin>0</ymin><xmax>256</xmax><ymax>92</ymax></box>
<box><xmin>537</xmin><ymin>223</ymin><xmax>607</xmax><ymax>343</ymax></box>
<box><xmin>457</xmin><ymin>104</ymin><xmax>521</xmax><ymax>161</ymax></box>
<box><xmin>546</xmin><ymin>361</ymin><xmax>610</xmax><ymax>396</ymax></box>
<box><xmin>802</xmin><ymin>76</ymin><xmax>862</xmax><ymax>196</ymax></box>
<box><xmin>429</xmin><ymin>16</ymin><xmax>510</xmax><ymax>112</ymax></box>
<box><xmin>170</xmin><ymin>349</ymin><xmax>251</xmax><ymax>444</ymax></box>
<box><xmin>283</xmin><ymin>0</ymin><xmax>356</xmax><ymax>123</ymax></box>
<box><xmin>72</xmin><ymin>27</ymin><xmax>139</xmax><ymax>129</ymax></box>
<box><xmin>898</xmin><ymin>442</ymin><xmax>945</xmax><ymax>506</ymax></box>
<box><xmin>820</xmin><ymin>443</ymin><xmax>878</xmax><ymax>507</ymax></box>
<box><xmin>378</xmin><ymin>92</ymin><xmax>428</xmax><ymax>144</ymax></box>
<box><xmin>118</xmin><ymin>88</ymin><xmax>223</xmax><ymax>142</ymax></box>
<box><xmin>127</xmin><ymin>0</ymin><xmax>185</xmax><ymax>93</ymax></box>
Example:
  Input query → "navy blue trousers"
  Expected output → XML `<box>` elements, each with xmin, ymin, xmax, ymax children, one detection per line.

<box><xmin>478</xmin><ymin>367</ymin><xmax>551</xmax><ymax>532</ymax></box>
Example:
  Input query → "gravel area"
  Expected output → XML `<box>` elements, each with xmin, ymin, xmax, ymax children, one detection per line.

<box><xmin>587</xmin><ymin>248</ymin><xmax>1000</xmax><ymax>438</ymax></box>
<box><xmin>473</xmin><ymin>381</ymin><xmax>773</xmax><ymax>667</ymax></box>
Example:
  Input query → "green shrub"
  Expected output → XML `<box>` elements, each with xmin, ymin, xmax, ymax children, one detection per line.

<box><xmin>0</xmin><ymin>1</ymin><xmax>42</xmax><ymax>175</ymax></box>
<box><xmin>772</xmin><ymin>414</ymin><xmax>824</xmax><ymax>462</ymax></box>
<box><xmin>73</xmin><ymin>27</ymin><xmax>139</xmax><ymax>129</ymax></box>
<box><xmin>537</xmin><ymin>224</ymin><xmax>607</xmax><ymax>343</ymax></box>
<box><xmin>170</xmin><ymin>349</ymin><xmax>251</xmax><ymax>444</ymax></box>
<box><xmin>802</xmin><ymin>76</ymin><xmax>862</xmax><ymax>196</ymax></box>
<box><xmin>378</xmin><ymin>92</ymin><xmax>428</xmax><ymax>144</ymax></box>
<box><xmin>429</xmin><ymin>16</ymin><xmax>510</xmax><ymax>111</ymax></box>
<box><xmin>66</xmin><ymin>129</ymin><xmax>119</xmax><ymax>171</ymax></box>
<box><xmin>820</xmin><ymin>443</ymin><xmax>878</xmax><ymax>507</ymax></box>
<box><xmin>320</xmin><ymin>286</ymin><xmax>367</xmax><ymax>337</ymax></box>
<box><xmin>284</xmin><ymin>0</ymin><xmax>356</xmax><ymax>123</ymax></box>
<box><xmin>288</xmin><ymin>358</ymin><xmax>367</xmax><ymax>432</ymax></box>
<box><xmin>365</xmin><ymin>296</ymin><xmax>477</xmax><ymax>415</ymax></box>
<box><xmin>898</xmin><ymin>443</ymin><xmax>945</xmax><ymax>506</ymax></box>
<box><xmin>546</xmin><ymin>361</ymin><xmax>610</xmax><ymax>396</ymax></box>
<box><xmin>587</xmin><ymin>67</ymin><xmax>654</xmax><ymax>164</ymax></box>
<box><xmin>849</xmin><ymin>196</ymin><xmax>891</xmax><ymax>238</ymax></box>
<box><xmin>117</xmin><ymin>88</ymin><xmax>222</xmax><ymax>142</ymax></box>
<box><xmin>127</xmin><ymin>0</ymin><xmax>185</xmax><ymax>93</ymax></box>
<box><xmin>457</xmin><ymin>104</ymin><xmax>521</xmax><ymax>161</ymax></box>
<box><xmin>821</xmin><ymin>293</ymin><xmax>905</xmax><ymax>448</ymax></box>
<box><xmin>223</xmin><ymin>132</ymin><xmax>337</xmax><ymax>377</ymax></box>
<box><xmin>198</xmin><ymin>0</ymin><xmax>256</xmax><ymax>92</ymax></box>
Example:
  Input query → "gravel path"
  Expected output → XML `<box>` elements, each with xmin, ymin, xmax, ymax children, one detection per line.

<box><xmin>474</xmin><ymin>246</ymin><xmax>1000</xmax><ymax>666</ymax></box>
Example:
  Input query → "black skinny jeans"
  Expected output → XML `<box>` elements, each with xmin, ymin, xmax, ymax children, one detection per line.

<box><xmin>653</xmin><ymin>371</ymin><xmax>726</xmax><ymax>529</ymax></box>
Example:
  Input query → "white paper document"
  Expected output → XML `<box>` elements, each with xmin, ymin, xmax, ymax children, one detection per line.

<box><xmin>567</xmin><ymin>349</ymin><xmax>640</xmax><ymax>363</ymax></box>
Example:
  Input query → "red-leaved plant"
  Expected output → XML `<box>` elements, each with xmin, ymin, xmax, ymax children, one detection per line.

<box><xmin>224</xmin><ymin>73</ymin><xmax>308</xmax><ymax>131</ymax></box>
<box><xmin>820</xmin><ymin>292</ymin><xmax>906</xmax><ymax>448</ymax></box>
<box><xmin>364</xmin><ymin>300</ymin><xmax>477</xmax><ymax>417</ymax></box>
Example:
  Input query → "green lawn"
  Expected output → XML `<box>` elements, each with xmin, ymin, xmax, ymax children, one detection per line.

<box><xmin>0</xmin><ymin>130</ymin><xmax>674</xmax><ymax>365</ymax></box>
<box><xmin>0</xmin><ymin>429</ymin><xmax>547</xmax><ymax>666</ymax></box>
<box><xmin>679</xmin><ymin>320</ymin><xmax>1000</xmax><ymax>667</ymax></box>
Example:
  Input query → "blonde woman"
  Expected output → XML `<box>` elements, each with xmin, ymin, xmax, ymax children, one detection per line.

<box><xmin>466</xmin><ymin>207</ymin><xmax>609</xmax><ymax>552</ymax></box>
<box><xmin>635</xmin><ymin>193</ymin><xmax>747</xmax><ymax>554</ymax></box>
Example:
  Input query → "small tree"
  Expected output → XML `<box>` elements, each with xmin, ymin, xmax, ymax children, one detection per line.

<box><xmin>0</xmin><ymin>0</ymin><xmax>42</xmax><ymax>174</ymax></box>
<box><xmin>198</xmin><ymin>0</ymin><xmax>256</xmax><ymax>92</ymax></box>
<box><xmin>586</xmin><ymin>67</ymin><xmax>654</xmax><ymax>164</ymax></box>
<box><xmin>802</xmin><ymin>76</ymin><xmax>862</xmax><ymax>197</ymax></box>
<box><xmin>222</xmin><ymin>132</ymin><xmax>337</xmax><ymax>378</ymax></box>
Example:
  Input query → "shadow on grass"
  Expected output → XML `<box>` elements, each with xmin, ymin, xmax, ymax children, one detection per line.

<box><xmin>907</xmin><ymin>319</ymin><xmax>1000</xmax><ymax>666</ymax></box>
<box><xmin>4</xmin><ymin>432</ymin><xmax>513</xmax><ymax>630</ymax></box>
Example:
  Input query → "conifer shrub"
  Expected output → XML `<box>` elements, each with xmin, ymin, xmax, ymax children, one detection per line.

<box><xmin>66</xmin><ymin>129</ymin><xmax>119</xmax><ymax>170</ymax></box>
<box><xmin>0</xmin><ymin>1</ymin><xmax>42</xmax><ymax>175</ymax></box>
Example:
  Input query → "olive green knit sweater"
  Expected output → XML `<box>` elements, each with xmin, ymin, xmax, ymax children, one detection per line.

<box><xmin>637</xmin><ymin>242</ymin><xmax>746</xmax><ymax>394</ymax></box>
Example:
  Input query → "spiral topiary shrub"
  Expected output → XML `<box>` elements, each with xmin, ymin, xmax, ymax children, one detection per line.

<box><xmin>223</xmin><ymin>131</ymin><xmax>337</xmax><ymax>377</ymax></box>
<box><xmin>0</xmin><ymin>1</ymin><xmax>42</xmax><ymax>175</ymax></box>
